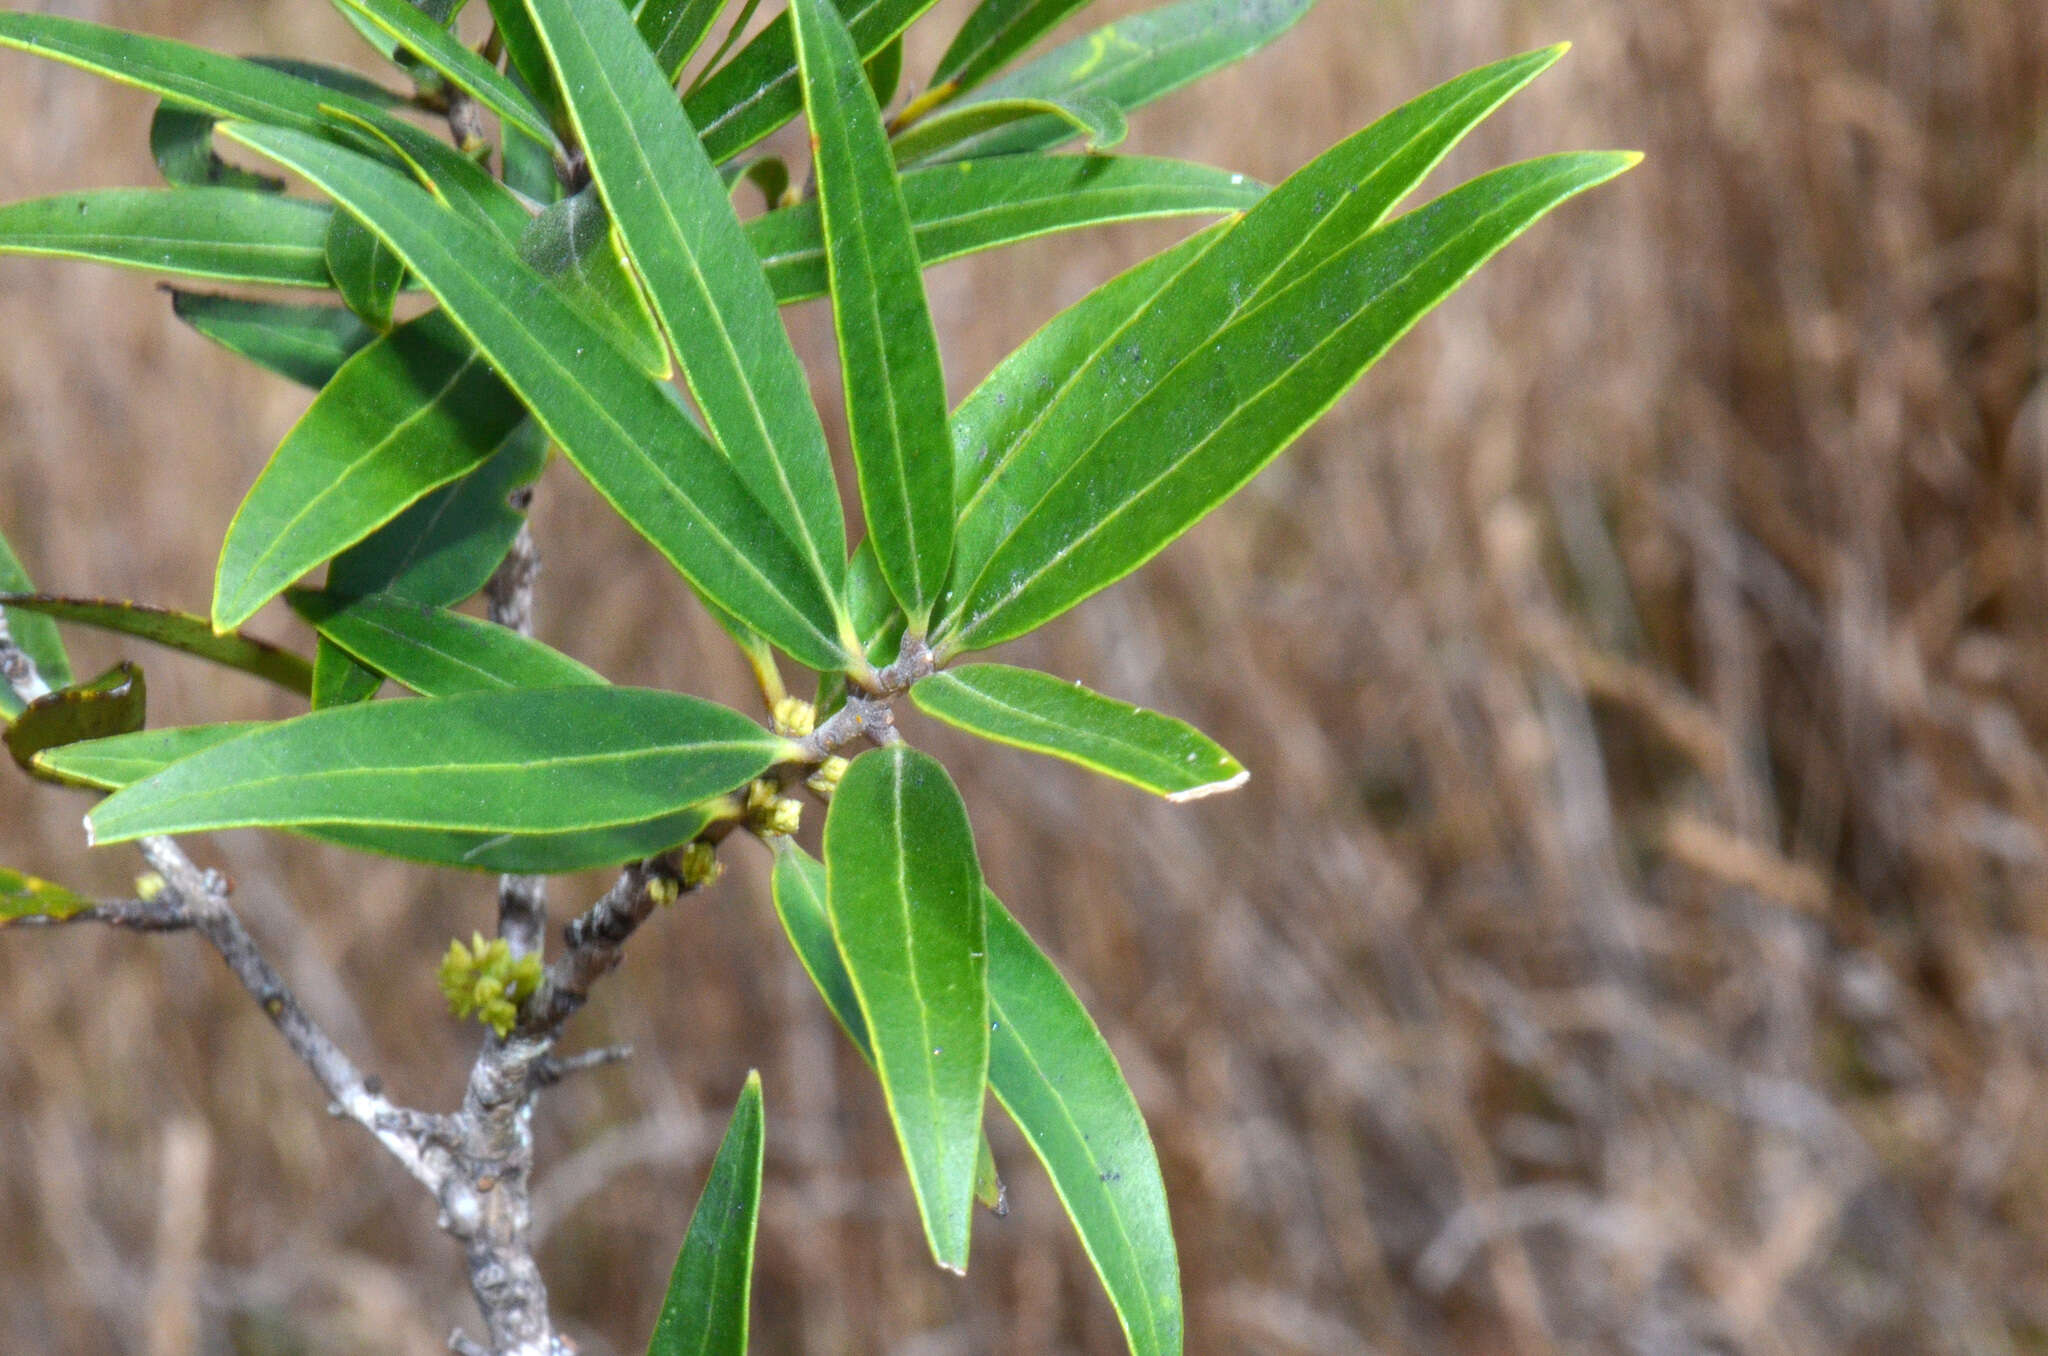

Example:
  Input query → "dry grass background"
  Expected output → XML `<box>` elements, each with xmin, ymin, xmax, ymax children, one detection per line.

<box><xmin>2</xmin><ymin>0</ymin><xmax>2044</xmax><ymax>1351</ymax></box>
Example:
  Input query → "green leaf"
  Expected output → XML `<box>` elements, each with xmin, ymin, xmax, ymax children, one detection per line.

<box><xmin>170</xmin><ymin>293</ymin><xmax>377</xmax><ymax>390</ymax></box>
<box><xmin>911</xmin><ymin>664</ymin><xmax>1242</xmax><ymax>800</ymax></box>
<box><xmin>41</xmin><ymin>722</ymin><xmax>734</xmax><ymax>872</ymax></box>
<box><xmin>0</xmin><ymin>866</ymin><xmax>94</xmax><ymax>925</ymax></box>
<box><xmin>212</xmin><ymin>310</ymin><xmax>526</xmax><ymax>631</ymax></box>
<box><xmin>637</xmin><ymin>0</ymin><xmax>731</xmax><ymax>83</ymax></box>
<box><xmin>0</xmin><ymin>526</ymin><xmax>72</xmax><ymax>713</ymax></box>
<box><xmin>725</xmin><ymin>155</ymin><xmax>792</xmax><ymax>212</ymax></box>
<box><xmin>86</xmin><ymin>686</ymin><xmax>793</xmax><ymax>845</ymax></box>
<box><xmin>6</xmin><ymin>663</ymin><xmax>146</xmax><ymax>784</ymax></box>
<box><xmin>220</xmin><ymin>123</ymin><xmax>852</xmax><ymax>673</ymax></box>
<box><xmin>287</xmin><ymin>589</ymin><xmax>604</xmax><ymax>695</ymax></box>
<box><xmin>793</xmin><ymin>0</ymin><xmax>954</xmax><ymax>629</ymax></box>
<box><xmin>527</xmin><ymin>0</ymin><xmax>848</xmax><ymax>602</ymax></box>
<box><xmin>930</xmin><ymin>0</ymin><xmax>1096</xmax><ymax>98</ymax></box>
<box><xmin>0</xmin><ymin>595</ymin><xmax>312</xmax><ymax>697</ymax></box>
<box><xmin>339</xmin><ymin>0</ymin><xmax>560</xmax><ymax>151</ymax></box>
<box><xmin>312</xmin><ymin>640</ymin><xmax>385</xmax><ymax>708</ymax></box>
<box><xmin>483</xmin><ymin>0</ymin><xmax>567</xmax><ymax>133</ymax></box>
<box><xmin>746</xmin><ymin>154</ymin><xmax>1262</xmax><ymax>304</ymax></box>
<box><xmin>685</xmin><ymin>0</ymin><xmax>942</xmax><ymax>164</ymax></box>
<box><xmin>683</xmin><ymin>0</ymin><xmax>766</xmax><ymax>100</ymax></box>
<box><xmin>925</xmin><ymin>0</ymin><xmax>1315</xmax><ymax>162</ymax></box>
<box><xmin>822</xmin><ymin>747</ymin><xmax>988</xmax><ymax>1272</ymax></box>
<box><xmin>518</xmin><ymin>186</ymin><xmax>671</xmax><ymax>379</ymax></box>
<box><xmin>647</xmin><ymin>1072</ymin><xmax>765</xmax><ymax>1356</ymax></box>
<box><xmin>321</xmin><ymin>106</ymin><xmax>533</xmax><ymax>243</ymax></box>
<box><xmin>0</xmin><ymin>13</ymin><xmax>395</xmax><ymax>137</ymax></box>
<box><xmin>865</xmin><ymin>35</ymin><xmax>903</xmax><ymax>106</ymax></box>
<box><xmin>0</xmin><ymin>189</ymin><xmax>337</xmax><ymax>288</ymax></box>
<box><xmin>985</xmin><ymin>893</ymin><xmax>1180</xmax><ymax>1354</ymax></box>
<box><xmin>893</xmin><ymin>95</ymin><xmax>1124</xmax><ymax>165</ymax></box>
<box><xmin>151</xmin><ymin>103</ymin><xmax>284</xmax><ymax>192</ymax></box>
<box><xmin>844</xmin><ymin>538</ymin><xmax>908</xmax><ymax>668</ymax></box>
<box><xmin>326</xmin><ymin>208</ymin><xmax>406</xmax><ymax>329</ymax></box>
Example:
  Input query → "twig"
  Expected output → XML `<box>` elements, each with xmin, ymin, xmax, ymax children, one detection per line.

<box><xmin>522</xmin><ymin>859</ymin><xmax>686</xmax><ymax>1034</ymax></box>
<box><xmin>532</xmin><ymin>1045</ymin><xmax>633</xmax><ymax>1088</ymax></box>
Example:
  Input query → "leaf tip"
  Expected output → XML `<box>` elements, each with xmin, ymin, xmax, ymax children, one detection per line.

<box><xmin>1166</xmin><ymin>767</ymin><xmax>1249</xmax><ymax>803</ymax></box>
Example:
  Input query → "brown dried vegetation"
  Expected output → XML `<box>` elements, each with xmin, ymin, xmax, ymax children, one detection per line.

<box><xmin>2</xmin><ymin>0</ymin><xmax>2043</xmax><ymax>1350</ymax></box>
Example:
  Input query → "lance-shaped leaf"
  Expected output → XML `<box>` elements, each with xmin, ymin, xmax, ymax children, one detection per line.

<box><xmin>648</xmin><ymin>1072</ymin><xmax>765</xmax><ymax>1356</ymax></box>
<box><xmin>41</xmin><ymin>723</ymin><xmax>736</xmax><ymax>872</ymax></box>
<box><xmin>929</xmin><ymin>0</ymin><xmax>1096</xmax><ymax>99</ymax></box>
<box><xmin>6</xmin><ymin>663</ymin><xmax>146</xmax><ymax>783</ymax></box>
<box><xmin>865</xmin><ymin>35</ymin><xmax>904</xmax><ymax>105</ymax></box>
<box><xmin>893</xmin><ymin>95</ymin><xmax>1124</xmax><ymax>165</ymax></box>
<box><xmin>911</xmin><ymin>664</ymin><xmax>1243</xmax><ymax>800</ymax></box>
<box><xmin>0</xmin><ymin>189</ymin><xmax>336</xmax><ymax>288</ymax></box>
<box><xmin>685</xmin><ymin>0</ymin><xmax>941</xmax><ymax>163</ymax></box>
<box><xmin>927</xmin><ymin>0</ymin><xmax>1315</xmax><ymax>162</ymax></box>
<box><xmin>746</xmin><ymin>154</ymin><xmax>1261</xmax><ymax>304</ymax></box>
<box><xmin>326</xmin><ymin>209</ymin><xmax>405</xmax><ymax>329</ymax></box>
<box><xmin>325</xmin><ymin>106</ymin><xmax>534</xmax><ymax>244</ymax></box>
<box><xmin>0</xmin><ymin>13</ymin><xmax>394</xmax><ymax>136</ymax></box>
<box><xmin>0</xmin><ymin>596</ymin><xmax>312</xmax><ymax>697</ymax></box>
<box><xmin>151</xmin><ymin>104</ymin><xmax>283</xmax><ymax>193</ymax></box>
<box><xmin>213</xmin><ymin>310</ymin><xmax>525</xmax><ymax>630</ymax></box>
<box><xmin>1</xmin><ymin>867</ymin><xmax>94</xmax><ymax>925</ymax></box>
<box><xmin>483</xmin><ymin>0</ymin><xmax>565</xmax><ymax>132</ymax></box>
<box><xmin>171</xmin><ymin>293</ymin><xmax>377</xmax><ymax>389</ymax></box>
<box><xmin>985</xmin><ymin>893</ymin><xmax>1180</xmax><ymax>1355</ymax></box>
<box><xmin>725</xmin><ymin>155</ymin><xmax>792</xmax><ymax>212</ymax></box>
<box><xmin>338</xmin><ymin>0</ymin><xmax>559</xmax><ymax>151</ymax></box>
<box><xmin>943</xmin><ymin>150</ymin><xmax>1637</xmax><ymax>649</ymax></box>
<box><xmin>87</xmin><ymin>686</ymin><xmax>793</xmax><ymax>846</ymax></box>
<box><xmin>526</xmin><ymin>0</ymin><xmax>847</xmax><ymax>599</ymax></box>
<box><xmin>822</xmin><ymin>747</ymin><xmax>988</xmax><ymax>1272</ymax></box>
<box><xmin>638</xmin><ymin>0</ymin><xmax>731</xmax><ymax>83</ymax></box>
<box><xmin>794</xmin><ymin>0</ymin><xmax>954</xmax><ymax>629</ymax></box>
<box><xmin>771</xmin><ymin>843</ymin><xmax>1006</xmax><ymax>1210</ymax></box>
<box><xmin>221</xmin><ymin>123</ymin><xmax>852</xmax><ymax>672</ymax></box>
<box><xmin>288</xmin><ymin>589</ymin><xmax>604</xmax><ymax>696</ymax></box>
<box><xmin>518</xmin><ymin>186</ymin><xmax>670</xmax><ymax>379</ymax></box>
<box><xmin>0</xmin><ymin>526</ymin><xmax>71</xmax><ymax>714</ymax></box>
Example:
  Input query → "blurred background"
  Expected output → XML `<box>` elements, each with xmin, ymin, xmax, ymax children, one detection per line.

<box><xmin>3</xmin><ymin>0</ymin><xmax>2044</xmax><ymax>1350</ymax></box>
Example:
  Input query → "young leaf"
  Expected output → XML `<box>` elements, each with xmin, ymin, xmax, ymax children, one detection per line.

<box><xmin>985</xmin><ymin>893</ymin><xmax>1180</xmax><ymax>1355</ymax></box>
<box><xmin>637</xmin><ymin>0</ymin><xmax>731</xmax><ymax>83</ymax></box>
<box><xmin>0</xmin><ymin>14</ymin><xmax>396</xmax><ymax>136</ymax></box>
<box><xmin>526</xmin><ymin>0</ymin><xmax>849</xmax><ymax>601</ymax></box>
<box><xmin>325</xmin><ymin>208</ymin><xmax>405</xmax><ymax>329</ymax></box>
<box><xmin>942</xmin><ymin>149</ymin><xmax>1638</xmax><ymax>650</ymax></box>
<box><xmin>87</xmin><ymin>686</ymin><xmax>793</xmax><ymax>845</ymax></box>
<box><xmin>287</xmin><ymin>589</ymin><xmax>604</xmax><ymax>696</ymax></box>
<box><xmin>219</xmin><ymin>123</ymin><xmax>853</xmax><ymax>672</ymax></box>
<box><xmin>0</xmin><ymin>866</ymin><xmax>94</xmax><ymax>925</ymax></box>
<box><xmin>170</xmin><ymin>293</ymin><xmax>377</xmax><ymax>390</ymax></box>
<box><xmin>0</xmin><ymin>595</ymin><xmax>312</xmax><ymax>697</ymax></box>
<box><xmin>212</xmin><ymin>310</ymin><xmax>526</xmax><ymax>631</ymax></box>
<box><xmin>911</xmin><ymin>664</ymin><xmax>1244</xmax><ymax>800</ymax></box>
<box><xmin>892</xmin><ymin>95</ymin><xmax>1125</xmax><ymax>165</ymax></box>
<box><xmin>0</xmin><ymin>189</ymin><xmax>336</xmax><ymax>288</ymax></box>
<box><xmin>924</xmin><ymin>0</ymin><xmax>1315</xmax><ymax>162</ymax></box>
<box><xmin>518</xmin><ymin>186</ymin><xmax>671</xmax><ymax>379</ymax></box>
<box><xmin>929</xmin><ymin>0</ymin><xmax>1096</xmax><ymax>99</ymax></box>
<box><xmin>746</xmin><ymin>154</ymin><xmax>1261</xmax><ymax>304</ymax></box>
<box><xmin>647</xmin><ymin>1072</ymin><xmax>765</xmax><ymax>1356</ymax></box>
<box><xmin>337</xmin><ymin>0</ymin><xmax>560</xmax><ymax>151</ymax></box>
<box><xmin>793</xmin><ymin>0</ymin><xmax>954</xmax><ymax>629</ymax></box>
<box><xmin>6</xmin><ymin>663</ymin><xmax>146</xmax><ymax>782</ymax></box>
<box><xmin>685</xmin><ymin>0</ymin><xmax>941</xmax><ymax>163</ymax></box>
<box><xmin>822</xmin><ymin>747</ymin><xmax>989</xmax><ymax>1272</ymax></box>
<box><xmin>0</xmin><ymin>526</ymin><xmax>72</xmax><ymax>713</ymax></box>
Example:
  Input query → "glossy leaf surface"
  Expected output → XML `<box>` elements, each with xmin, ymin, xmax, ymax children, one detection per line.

<box><xmin>794</xmin><ymin>0</ymin><xmax>953</xmax><ymax>626</ymax></box>
<box><xmin>0</xmin><ymin>527</ymin><xmax>71</xmax><ymax>714</ymax></box>
<box><xmin>928</xmin><ymin>0</ymin><xmax>1314</xmax><ymax>161</ymax></box>
<box><xmin>823</xmin><ymin>747</ymin><xmax>988</xmax><ymax>1271</ymax></box>
<box><xmin>529</xmin><ymin>0</ymin><xmax>848</xmax><ymax>597</ymax></box>
<box><xmin>986</xmin><ymin>894</ymin><xmax>1181</xmax><ymax>1354</ymax></box>
<box><xmin>222</xmin><ymin>123</ymin><xmax>851</xmax><ymax>672</ymax></box>
<box><xmin>747</xmin><ymin>154</ymin><xmax>1260</xmax><ymax>303</ymax></box>
<box><xmin>518</xmin><ymin>186</ymin><xmax>670</xmax><ymax>378</ymax></box>
<box><xmin>0</xmin><ymin>867</ymin><xmax>93</xmax><ymax>925</ymax></box>
<box><xmin>88</xmin><ymin>687</ymin><xmax>792</xmax><ymax>845</ymax></box>
<box><xmin>213</xmin><ymin>310</ymin><xmax>524</xmax><ymax>630</ymax></box>
<box><xmin>647</xmin><ymin>1072</ymin><xmax>764</xmax><ymax>1356</ymax></box>
<box><xmin>288</xmin><ymin>589</ymin><xmax>604</xmax><ymax>696</ymax></box>
<box><xmin>170</xmin><ymin>293</ymin><xmax>376</xmax><ymax>389</ymax></box>
<box><xmin>0</xmin><ymin>189</ymin><xmax>335</xmax><ymax>287</ymax></box>
<box><xmin>892</xmin><ymin>95</ymin><xmax>1124</xmax><ymax>166</ymax></box>
<box><xmin>0</xmin><ymin>596</ymin><xmax>311</xmax><ymax>696</ymax></box>
<box><xmin>912</xmin><ymin>664</ymin><xmax>1243</xmax><ymax>800</ymax></box>
<box><xmin>33</xmin><ymin>722</ymin><xmax>256</xmax><ymax>790</ymax></box>
<box><xmin>930</xmin><ymin>0</ymin><xmax>1095</xmax><ymax>97</ymax></box>
<box><xmin>339</xmin><ymin>0</ymin><xmax>558</xmax><ymax>150</ymax></box>
<box><xmin>637</xmin><ymin>0</ymin><xmax>730</xmax><ymax>82</ymax></box>
<box><xmin>325</xmin><ymin>208</ymin><xmax>405</xmax><ymax>329</ymax></box>
<box><xmin>6</xmin><ymin>664</ymin><xmax>146</xmax><ymax>783</ymax></box>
